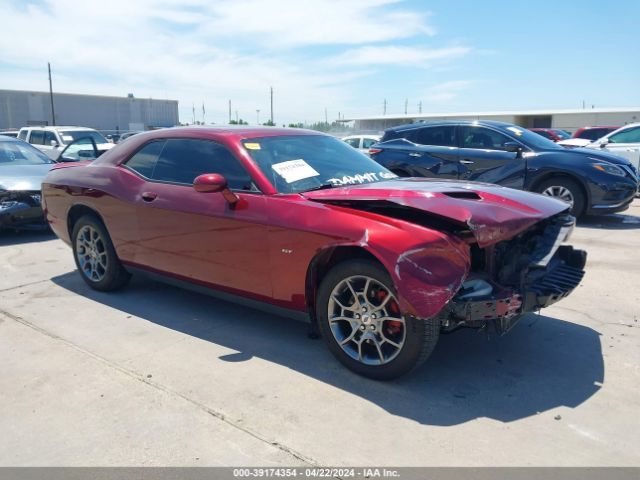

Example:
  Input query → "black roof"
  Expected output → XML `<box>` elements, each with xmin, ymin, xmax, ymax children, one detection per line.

<box><xmin>385</xmin><ymin>119</ymin><xmax>517</xmax><ymax>132</ymax></box>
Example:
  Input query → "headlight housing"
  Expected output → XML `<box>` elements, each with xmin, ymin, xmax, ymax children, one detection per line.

<box><xmin>592</xmin><ymin>162</ymin><xmax>626</xmax><ymax>177</ymax></box>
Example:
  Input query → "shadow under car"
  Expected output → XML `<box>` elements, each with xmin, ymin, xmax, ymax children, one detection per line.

<box><xmin>51</xmin><ymin>271</ymin><xmax>604</xmax><ymax>427</ymax></box>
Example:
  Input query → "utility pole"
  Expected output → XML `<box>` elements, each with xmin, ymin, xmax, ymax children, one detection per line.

<box><xmin>383</xmin><ymin>99</ymin><xmax>387</xmax><ymax>115</ymax></box>
<box><xmin>256</xmin><ymin>109</ymin><xmax>260</xmax><ymax>125</ymax></box>
<box><xmin>269</xmin><ymin>86</ymin><xmax>274</xmax><ymax>125</ymax></box>
<box><xmin>47</xmin><ymin>62</ymin><xmax>56</xmax><ymax>126</ymax></box>
<box><xmin>228</xmin><ymin>100</ymin><xmax>232</xmax><ymax>123</ymax></box>
<box><xmin>324</xmin><ymin>108</ymin><xmax>328</xmax><ymax>125</ymax></box>
<box><xmin>418</xmin><ymin>101</ymin><xmax>422</xmax><ymax>114</ymax></box>
<box><xmin>404</xmin><ymin>98</ymin><xmax>408</xmax><ymax>115</ymax></box>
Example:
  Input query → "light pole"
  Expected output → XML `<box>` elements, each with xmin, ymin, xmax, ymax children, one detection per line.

<box><xmin>256</xmin><ymin>109</ymin><xmax>260</xmax><ymax>125</ymax></box>
<box><xmin>48</xmin><ymin>62</ymin><xmax>56</xmax><ymax>125</ymax></box>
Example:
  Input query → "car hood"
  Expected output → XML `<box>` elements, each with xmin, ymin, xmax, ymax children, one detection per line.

<box><xmin>0</xmin><ymin>164</ymin><xmax>54</xmax><ymax>191</ymax></box>
<box><xmin>558</xmin><ymin>138</ymin><xmax>593</xmax><ymax>148</ymax></box>
<box><xmin>569</xmin><ymin>147</ymin><xmax>634</xmax><ymax>166</ymax></box>
<box><xmin>303</xmin><ymin>179</ymin><xmax>569</xmax><ymax>247</ymax></box>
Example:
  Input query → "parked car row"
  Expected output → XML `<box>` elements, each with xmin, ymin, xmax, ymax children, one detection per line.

<box><xmin>0</xmin><ymin>125</ymin><xmax>132</xmax><ymax>231</ymax></box>
<box><xmin>1</xmin><ymin>119</ymin><xmax>636</xmax><ymax>378</ymax></box>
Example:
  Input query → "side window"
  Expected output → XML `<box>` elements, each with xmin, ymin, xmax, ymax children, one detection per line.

<box><xmin>18</xmin><ymin>130</ymin><xmax>28</xmax><ymax>141</ymax></box>
<box><xmin>29</xmin><ymin>130</ymin><xmax>44</xmax><ymax>145</ymax></box>
<box><xmin>125</xmin><ymin>141</ymin><xmax>165</xmax><ymax>178</ymax></box>
<box><xmin>151</xmin><ymin>139</ymin><xmax>254</xmax><ymax>190</ymax></box>
<box><xmin>609</xmin><ymin>127</ymin><xmax>640</xmax><ymax>144</ymax></box>
<box><xmin>409</xmin><ymin>126</ymin><xmax>456</xmax><ymax>147</ymax></box>
<box><xmin>461</xmin><ymin>127</ymin><xmax>513</xmax><ymax>150</ymax></box>
<box><xmin>43</xmin><ymin>131</ymin><xmax>57</xmax><ymax>145</ymax></box>
<box><xmin>344</xmin><ymin>138</ymin><xmax>361</xmax><ymax>148</ymax></box>
<box><xmin>362</xmin><ymin>138</ymin><xmax>377</xmax><ymax>149</ymax></box>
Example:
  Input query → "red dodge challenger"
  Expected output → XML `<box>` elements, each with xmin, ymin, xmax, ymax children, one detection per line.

<box><xmin>42</xmin><ymin>127</ymin><xmax>586</xmax><ymax>379</ymax></box>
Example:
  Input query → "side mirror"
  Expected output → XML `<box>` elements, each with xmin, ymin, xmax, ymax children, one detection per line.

<box><xmin>193</xmin><ymin>173</ymin><xmax>239</xmax><ymax>205</ymax></box>
<box><xmin>599</xmin><ymin>138</ymin><xmax>609</xmax><ymax>148</ymax></box>
<box><xmin>504</xmin><ymin>141</ymin><xmax>524</xmax><ymax>155</ymax></box>
<box><xmin>50</xmin><ymin>140</ymin><xmax>59</xmax><ymax>147</ymax></box>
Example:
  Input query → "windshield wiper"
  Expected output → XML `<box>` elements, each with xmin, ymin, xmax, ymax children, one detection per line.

<box><xmin>300</xmin><ymin>182</ymin><xmax>337</xmax><ymax>193</ymax></box>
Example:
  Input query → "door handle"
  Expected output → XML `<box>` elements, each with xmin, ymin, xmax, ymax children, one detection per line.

<box><xmin>460</xmin><ymin>159</ymin><xmax>474</xmax><ymax>165</ymax></box>
<box><xmin>141</xmin><ymin>191</ymin><xmax>158</xmax><ymax>202</ymax></box>
<box><xmin>409</xmin><ymin>152</ymin><xmax>422</xmax><ymax>157</ymax></box>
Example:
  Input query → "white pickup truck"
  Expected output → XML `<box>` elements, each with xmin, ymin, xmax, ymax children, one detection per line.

<box><xmin>17</xmin><ymin>126</ymin><xmax>114</xmax><ymax>161</ymax></box>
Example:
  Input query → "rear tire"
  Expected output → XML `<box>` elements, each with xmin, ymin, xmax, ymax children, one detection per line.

<box><xmin>316</xmin><ymin>259</ymin><xmax>440</xmax><ymax>380</ymax></box>
<box><xmin>71</xmin><ymin>214</ymin><xmax>130</xmax><ymax>291</ymax></box>
<box><xmin>535</xmin><ymin>177</ymin><xmax>586</xmax><ymax>217</ymax></box>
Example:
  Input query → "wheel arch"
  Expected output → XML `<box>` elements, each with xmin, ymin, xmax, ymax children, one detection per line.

<box><xmin>67</xmin><ymin>204</ymin><xmax>107</xmax><ymax>239</ymax></box>
<box><xmin>305</xmin><ymin>245</ymin><xmax>386</xmax><ymax>328</ymax></box>
<box><xmin>528</xmin><ymin>170</ymin><xmax>591</xmax><ymax>207</ymax></box>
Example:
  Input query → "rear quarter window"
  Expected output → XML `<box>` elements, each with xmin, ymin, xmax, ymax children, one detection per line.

<box><xmin>124</xmin><ymin>141</ymin><xmax>166</xmax><ymax>178</ymax></box>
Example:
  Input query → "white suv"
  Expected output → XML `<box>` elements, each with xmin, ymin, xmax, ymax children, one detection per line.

<box><xmin>17</xmin><ymin>126</ymin><xmax>114</xmax><ymax>160</ymax></box>
<box><xmin>585</xmin><ymin>123</ymin><xmax>640</xmax><ymax>171</ymax></box>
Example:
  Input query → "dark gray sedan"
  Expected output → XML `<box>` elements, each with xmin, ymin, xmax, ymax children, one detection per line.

<box><xmin>0</xmin><ymin>135</ymin><xmax>55</xmax><ymax>230</ymax></box>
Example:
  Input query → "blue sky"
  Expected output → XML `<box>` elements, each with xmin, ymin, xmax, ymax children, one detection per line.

<box><xmin>0</xmin><ymin>0</ymin><xmax>639</xmax><ymax>125</ymax></box>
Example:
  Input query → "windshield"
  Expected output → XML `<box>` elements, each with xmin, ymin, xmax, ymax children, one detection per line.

<box><xmin>552</xmin><ymin>129</ymin><xmax>571</xmax><ymax>139</ymax></box>
<box><xmin>243</xmin><ymin>135</ymin><xmax>397</xmax><ymax>193</ymax></box>
<box><xmin>502</xmin><ymin>126</ymin><xmax>563</xmax><ymax>151</ymax></box>
<box><xmin>0</xmin><ymin>140</ymin><xmax>54</xmax><ymax>165</ymax></box>
<box><xmin>59</xmin><ymin>130</ymin><xmax>108</xmax><ymax>145</ymax></box>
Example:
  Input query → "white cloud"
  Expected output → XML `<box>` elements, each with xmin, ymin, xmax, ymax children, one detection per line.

<box><xmin>329</xmin><ymin>45</ymin><xmax>471</xmax><ymax>67</ymax></box>
<box><xmin>0</xmin><ymin>0</ymin><xmax>469</xmax><ymax>123</ymax></box>
<box><xmin>202</xmin><ymin>0</ymin><xmax>436</xmax><ymax>46</ymax></box>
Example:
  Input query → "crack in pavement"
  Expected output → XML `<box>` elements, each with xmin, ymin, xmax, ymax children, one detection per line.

<box><xmin>0</xmin><ymin>278</ymin><xmax>53</xmax><ymax>294</ymax></box>
<box><xmin>0</xmin><ymin>308</ymin><xmax>321</xmax><ymax>467</ymax></box>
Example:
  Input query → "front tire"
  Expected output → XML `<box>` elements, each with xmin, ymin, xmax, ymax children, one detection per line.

<box><xmin>316</xmin><ymin>259</ymin><xmax>440</xmax><ymax>380</ymax></box>
<box><xmin>71</xmin><ymin>214</ymin><xmax>130</xmax><ymax>291</ymax></box>
<box><xmin>536</xmin><ymin>177</ymin><xmax>586</xmax><ymax>217</ymax></box>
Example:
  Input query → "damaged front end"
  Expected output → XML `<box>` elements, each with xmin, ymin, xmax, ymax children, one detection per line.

<box><xmin>439</xmin><ymin>213</ymin><xmax>587</xmax><ymax>334</ymax></box>
<box><xmin>0</xmin><ymin>190</ymin><xmax>47</xmax><ymax>230</ymax></box>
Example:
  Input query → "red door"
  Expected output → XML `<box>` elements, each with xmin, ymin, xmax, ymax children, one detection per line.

<box><xmin>120</xmin><ymin>137</ymin><xmax>273</xmax><ymax>300</ymax></box>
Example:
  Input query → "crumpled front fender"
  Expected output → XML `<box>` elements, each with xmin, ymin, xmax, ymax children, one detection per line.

<box><xmin>385</xmin><ymin>235</ymin><xmax>471</xmax><ymax>320</ymax></box>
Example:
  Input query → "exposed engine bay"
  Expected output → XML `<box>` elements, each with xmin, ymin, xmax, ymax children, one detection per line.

<box><xmin>442</xmin><ymin>213</ymin><xmax>587</xmax><ymax>334</ymax></box>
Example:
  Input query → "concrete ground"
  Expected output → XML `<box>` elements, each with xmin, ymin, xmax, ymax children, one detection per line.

<box><xmin>1</xmin><ymin>201</ymin><xmax>639</xmax><ymax>466</ymax></box>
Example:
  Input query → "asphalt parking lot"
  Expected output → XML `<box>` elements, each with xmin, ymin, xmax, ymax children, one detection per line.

<box><xmin>1</xmin><ymin>201</ymin><xmax>639</xmax><ymax>466</ymax></box>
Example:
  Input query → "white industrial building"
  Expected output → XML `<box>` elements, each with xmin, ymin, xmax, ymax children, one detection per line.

<box><xmin>0</xmin><ymin>89</ymin><xmax>179</xmax><ymax>132</ymax></box>
<box><xmin>343</xmin><ymin>107</ymin><xmax>640</xmax><ymax>133</ymax></box>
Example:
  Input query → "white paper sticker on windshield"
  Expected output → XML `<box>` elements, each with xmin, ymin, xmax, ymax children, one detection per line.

<box><xmin>506</xmin><ymin>127</ymin><xmax>523</xmax><ymax>136</ymax></box>
<box><xmin>62</xmin><ymin>136</ymin><xmax>74</xmax><ymax>142</ymax></box>
<box><xmin>272</xmin><ymin>159</ymin><xmax>320</xmax><ymax>183</ymax></box>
